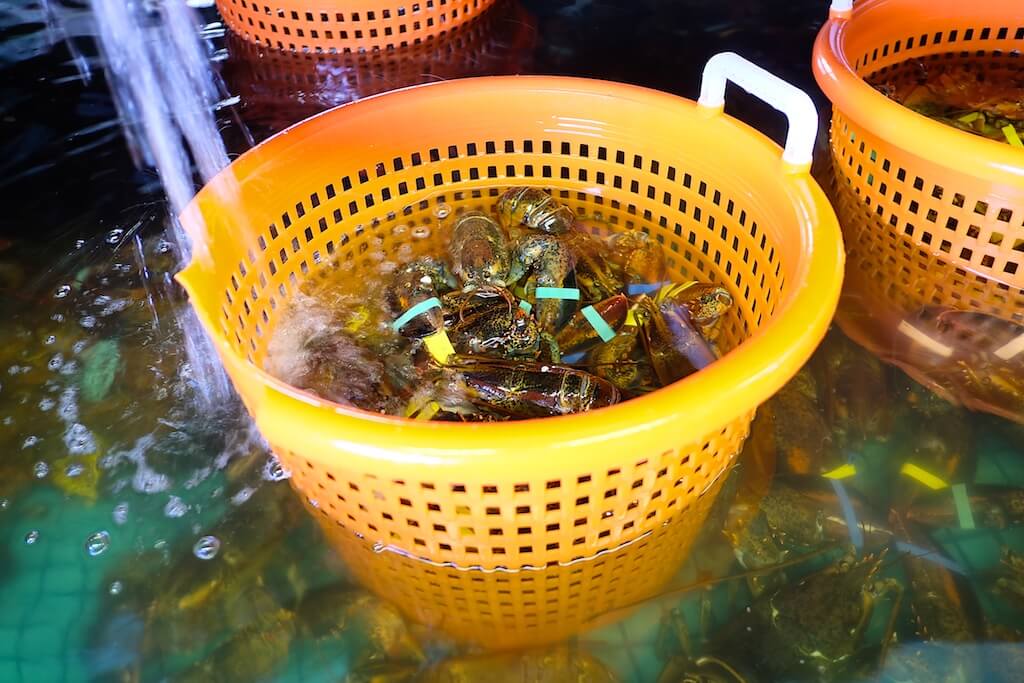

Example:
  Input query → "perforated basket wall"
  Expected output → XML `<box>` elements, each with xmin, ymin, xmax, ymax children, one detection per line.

<box><xmin>813</xmin><ymin>0</ymin><xmax>1024</xmax><ymax>416</ymax></box>
<box><xmin>222</xmin><ymin>0</ymin><xmax>535</xmax><ymax>126</ymax></box>
<box><xmin>217</xmin><ymin>0</ymin><xmax>498</xmax><ymax>54</ymax></box>
<box><xmin>176</xmin><ymin>76</ymin><xmax>842</xmax><ymax>647</ymax></box>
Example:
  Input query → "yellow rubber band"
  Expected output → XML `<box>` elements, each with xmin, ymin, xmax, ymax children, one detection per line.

<box><xmin>423</xmin><ymin>329</ymin><xmax>456</xmax><ymax>364</ymax></box>
<box><xmin>900</xmin><ymin>463</ymin><xmax>948</xmax><ymax>490</ymax></box>
<box><xmin>823</xmin><ymin>463</ymin><xmax>857</xmax><ymax>480</ymax></box>
<box><xmin>1003</xmin><ymin>125</ymin><xmax>1023</xmax><ymax>148</ymax></box>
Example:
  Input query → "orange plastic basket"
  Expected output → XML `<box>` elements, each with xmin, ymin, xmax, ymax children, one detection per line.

<box><xmin>217</xmin><ymin>0</ymin><xmax>498</xmax><ymax>54</ymax></box>
<box><xmin>176</xmin><ymin>57</ymin><xmax>844</xmax><ymax>647</ymax></box>
<box><xmin>222</xmin><ymin>0</ymin><xmax>535</xmax><ymax>124</ymax></box>
<box><xmin>814</xmin><ymin>0</ymin><xmax>1024</xmax><ymax>419</ymax></box>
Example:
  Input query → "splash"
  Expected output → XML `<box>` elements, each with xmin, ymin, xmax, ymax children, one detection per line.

<box><xmin>88</xmin><ymin>0</ymin><xmax>237</xmax><ymax>409</ymax></box>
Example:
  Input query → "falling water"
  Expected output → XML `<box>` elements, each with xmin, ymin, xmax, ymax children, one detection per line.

<box><xmin>87</xmin><ymin>0</ymin><xmax>235</xmax><ymax>409</ymax></box>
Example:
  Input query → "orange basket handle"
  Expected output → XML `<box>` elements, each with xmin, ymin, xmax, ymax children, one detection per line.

<box><xmin>697</xmin><ymin>52</ymin><xmax>819</xmax><ymax>170</ymax></box>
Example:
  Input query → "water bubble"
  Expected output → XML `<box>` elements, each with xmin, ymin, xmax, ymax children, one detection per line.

<box><xmin>44</xmin><ymin>335</ymin><xmax>56</xmax><ymax>345</ymax></box>
<box><xmin>109</xmin><ymin>581</ymin><xmax>123</xmax><ymax>596</ymax></box>
<box><xmin>24</xmin><ymin>530</ymin><xmax>40</xmax><ymax>545</ymax></box>
<box><xmin>392</xmin><ymin>224</ymin><xmax>409</xmax><ymax>237</ymax></box>
<box><xmin>112</xmin><ymin>502</ymin><xmax>129</xmax><ymax>525</ymax></box>
<box><xmin>72</xmin><ymin>341</ymin><xmax>87</xmax><ymax>354</ymax></box>
<box><xmin>262</xmin><ymin>456</ymin><xmax>291</xmax><ymax>482</ymax></box>
<box><xmin>23</xmin><ymin>436</ymin><xmax>39</xmax><ymax>449</ymax></box>
<box><xmin>33</xmin><ymin>461</ymin><xmax>48</xmax><ymax>478</ymax></box>
<box><xmin>411</xmin><ymin>225</ymin><xmax>432</xmax><ymax>240</ymax></box>
<box><xmin>51</xmin><ymin>313</ymin><xmax>65</xmax><ymax>323</ymax></box>
<box><xmin>106</xmin><ymin>229</ymin><xmax>125</xmax><ymax>245</ymax></box>
<box><xmin>86</xmin><ymin>531</ymin><xmax>110</xmax><ymax>556</ymax></box>
<box><xmin>231</xmin><ymin>487</ymin><xmax>255</xmax><ymax>505</ymax></box>
<box><xmin>80</xmin><ymin>316</ymin><xmax>97</xmax><ymax>329</ymax></box>
<box><xmin>39</xmin><ymin>398</ymin><xmax>55</xmax><ymax>411</ymax></box>
<box><xmin>64</xmin><ymin>423</ymin><xmax>96</xmax><ymax>455</ymax></box>
<box><xmin>54</xmin><ymin>285</ymin><xmax>72</xmax><ymax>299</ymax></box>
<box><xmin>0</xmin><ymin>498</ymin><xmax>8</xmax><ymax>511</ymax></box>
<box><xmin>193</xmin><ymin>536</ymin><xmax>220</xmax><ymax>560</ymax></box>
<box><xmin>65</xmin><ymin>463</ymin><xmax>84</xmax><ymax>478</ymax></box>
<box><xmin>433</xmin><ymin>203</ymin><xmax>452</xmax><ymax>219</ymax></box>
<box><xmin>164</xmin><ymin>496</ymin><xmax>189</xmax><ymax>518</ymax></box>
<box><xmin>48</xmin><ymin>354</ymin><xmax>64</xmax><ymax>371</ymax></box>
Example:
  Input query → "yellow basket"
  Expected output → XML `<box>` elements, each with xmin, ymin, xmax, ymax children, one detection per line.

<box><xmin>177</xmin><ymin>56</ymin><xmax>843</xmax><ymax>647</ymax></box>
<box><xmin>217</xmin><ymin>0</ymin><xmax>499</xmax><ymax>54</ymax></box>
<box><xmin>813</xmin><ymin>0</ymin><xmax>1024</xmax><ymax>418</ymax></box>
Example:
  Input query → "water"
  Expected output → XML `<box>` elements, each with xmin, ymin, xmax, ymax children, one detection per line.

<box><xmin>2</xmin><ymin>0</ymin><xmax>1023</xmax><ymax>681</ymax></box>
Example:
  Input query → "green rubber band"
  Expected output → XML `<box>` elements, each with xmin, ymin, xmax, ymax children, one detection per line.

<box><xmin>392</xmin><ymin>297</ymin><xmax>441</xmax><ymax>332</ymax></box>
<box><xmin>581</xmin><ymin>305</ymin><xmax>616</xmax><ymax>342</ymax></box>
<box><xmin>518</xmin><ymin>300</ymin><xmax>533</xmax><ymax>314</ymax></box>
<box><xmin>534</xmin><ymin>287</ymin><xmax>580</xmax><ymax>300</ymax></box>
<box><xmin>951</xmin><ymin>483</ymin><xmax>975</xmax><ymax>530</ymax></box>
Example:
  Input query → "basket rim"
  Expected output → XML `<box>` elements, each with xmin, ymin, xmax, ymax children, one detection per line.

<box><xmin>177</xmin><ymin>75</ymin><xmax>844</xmax><ymax>462</ymax></box>
<box><xmin>813</xmin><ymin>0</ymin><xmax>1024</xmax><ymax>184</ymax></box>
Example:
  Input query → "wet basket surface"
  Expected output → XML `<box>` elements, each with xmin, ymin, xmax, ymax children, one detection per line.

<box><xmin>177</xmin><ymin>67</ymin><xmax>843</xmax><ymax>646</ymax></box>
<box><xmin>813</xmin><ymin>0</ymin><xmax>1024</xmax><ymax>417</ymax></box>
<box><xmin>216</xmin><ymin>0</ymin><xmax>498</xmax><ymax>54</ymax></box>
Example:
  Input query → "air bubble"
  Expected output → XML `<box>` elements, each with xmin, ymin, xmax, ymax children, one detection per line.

<box><xmin>44</xmin><ymin>335</ymin><xmax>56</xmax><ymax>345</ymax></box>
<box><xmin>378</xmin><ymin>261</ymin><xmax>398</xmax><ymax>275</ymax></box>
<box><xmin>106</xmin><ymin>229</ymin><xmax>125</xmax><ymax>245</ymax></box>
<box><xmin>433</xmin><ymin>203</ymin><xmax>452</xmax><ymax>219</ymax></box>
<box><xmin>411</xmin><ymin>225</ymin><xmax>432</xmax><ymax>240</ymax></box>
<box><xmin>39</xmin><ymin>398</ymin><xmax>55</xmax><ymax>411</ymax></box>
<box><xmin>0</xmin><ymin>498</ymin><xmax>8</xmax><ymax>511</ymax></box>
<box><xmin>262</xmin><ymin>456</ymin><xmax>291</xmax><ymax>482</ymax></box>
<box><xmin>48</xmin><ymin>354</ymin><xmax>64</xmax><ymax>371</ymax></box>
<box><xmin>392</xmin><ymin>224</ymin><xmax>409</xmax><ymax>237</ymax></box>
<box><xmin>33</xmin><ymin>461</ymin><xmax>48</xmax><ymax>478</ymax></box>
<box><xmin>54</xmin><ymin>285</ymin><xmax>72</xmax><ymax>299</ymax></box>
<box><xmin>23</xmin><ymin>436</ymin><xmax>39</xmax><ymax>449</ymax></box>
<box><xmin>65</xmin><ymin>463</ymin><xmax>84</xmax><ymax>478</ymax></box>
<box><xmin>25</xmin><ymin>530</ymin><xmax>40</xmax><ymax>545</ymax></box>
<box><xmin>164</xmin><ymin>496</ymin><xmax>189</xmax><ymax>518</ymax></box>
<box><xmin>109</xmin><ymin>581</ymin><xmax>123</xmax><ymax>596</ymax></box>
<box><xmin>86</xmin><ymin>531</ymin><xmax>110</xmax><ymax>556</ymax></box>
<box><xmin>112</xmin><ymin>502</ymin><xmax>129</xmax><ymax>525</ymax></box>
<box><xmin>80</xmin><ymin>316</ymin><xmax>97</xmax><ymax>329</ymax></box>
<box><xmin>372</xmin><ymin>541</ymin><xmax>386</xmax><ymax>553</ymax></box>
<box><xmin>231</xmin><ymin>487</ymin><xmax>255</xmax><ymax>505</ymax></box>
<box><xmin>193</xmin><ymin>535</ymin><xmax>220</xmax><ymax>560</ymax></box>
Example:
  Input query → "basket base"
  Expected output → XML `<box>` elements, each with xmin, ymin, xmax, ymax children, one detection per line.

<box><xmin>300</xmin><ymin>473</ymin><xmax>732</xmax><ymax>651</ymax></box>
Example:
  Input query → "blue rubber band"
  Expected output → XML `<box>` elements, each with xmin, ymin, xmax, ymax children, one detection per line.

<box><xmin>830</xmin><ymin>479</ymin><xmax>863</xmax><ymax>551</ymax></box>
<box><xmin>581</xmin><ymin>305</ymin><xmax>617</xmax><ymax>343</ymax></box>
<box><xmin>391</xmin><ymin>297</ymin><xmax>441</xmax><ymax>332</ymax></box>
<box><xmin>518</xmin><ymin>300</ymin><xmax>533</xmax><ymax>314</ymax></box>
<box><xmin>894</xmin><ymin>541</ymin><xmax>967</xmax><ymax>575</ymax></box>
<box><xmin>626</xmin><ymin>281</ymin><xmax>673</xmax><ymax>296</ymax></box>
<box><xmin>534</xmin><ymin>287</ymin><xmax>580</xmax><ymax>300</ymax></box>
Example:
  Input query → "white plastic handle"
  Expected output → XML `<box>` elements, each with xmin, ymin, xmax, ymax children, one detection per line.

<box><xmin>698</xmin><ymin>52</ymin><xmax>819</xmax><ymax>168</ymax></box>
